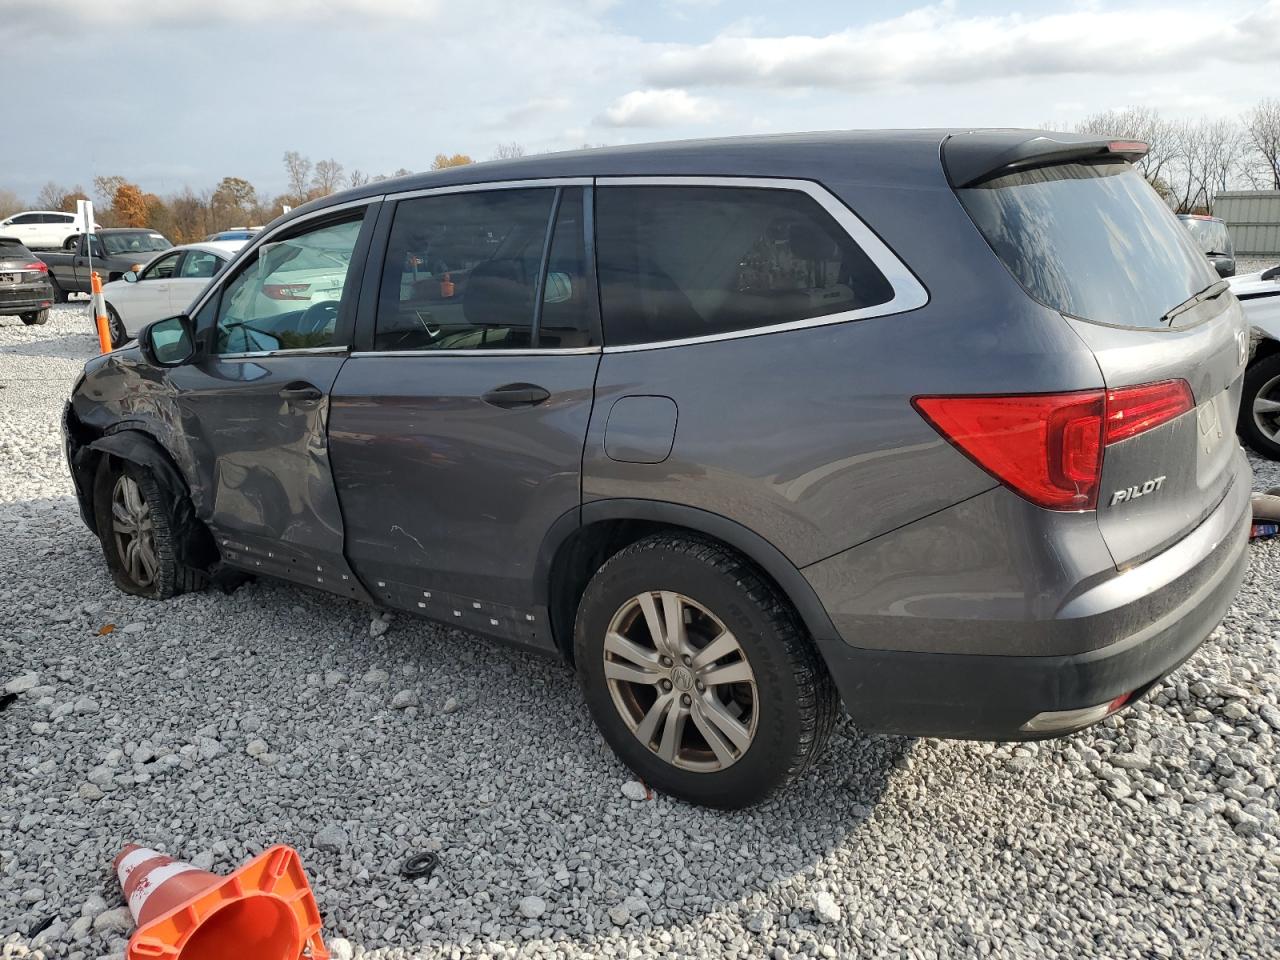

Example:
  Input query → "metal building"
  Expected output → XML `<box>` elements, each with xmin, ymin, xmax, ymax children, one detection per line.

<box><xmin>1215</xmin><ymin>190</ymin><xmax>1280</xmax><ymax>256</ymax></box>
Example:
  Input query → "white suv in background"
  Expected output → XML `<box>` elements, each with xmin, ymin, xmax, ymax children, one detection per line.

<box><xmin>0</xmin><ymin>210</ymin><xmax>94</xmax><ymax>250</ymax></box>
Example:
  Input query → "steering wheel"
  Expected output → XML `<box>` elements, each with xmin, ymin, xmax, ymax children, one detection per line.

<box><xmin>298</xmin><ymin>300</ymin><xmax>339</xmax><ymax>335</ymax></box>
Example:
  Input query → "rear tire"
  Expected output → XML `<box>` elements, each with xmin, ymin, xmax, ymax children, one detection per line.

<box><xmin>106</xmin><ymin>305</ymin><xmax>129</xmax><ymax>348</ymax></box>
<box><xmin>574</xmin><ymin>533</ymin><xmax>837</xmax><ymax>808</ymax></box>
<box><xmin>93</xmin><ymin>458</ymin><xmax>204</xmax><ymax>600</ymax></box>
<box><xmin>1238</xmin><ymin>352</ymin><xmax>1280</xmax><ymax>460</ymax></box>
<box><xmin>21</xmin><ymin>309</ymin><xmax>49</xmax><ymax>326</ymax></box>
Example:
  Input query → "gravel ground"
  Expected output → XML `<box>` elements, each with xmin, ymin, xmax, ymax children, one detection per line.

<box><xmin>3</xmin><ymin>304</ymin><xmax>1280</xmax><ymax>960</ymax></box>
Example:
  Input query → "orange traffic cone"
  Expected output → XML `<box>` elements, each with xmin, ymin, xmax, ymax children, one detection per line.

<box><xmin>113</xmin><ymin>844</ymin><xmax>330</xmax><ymax>960</ymax></box>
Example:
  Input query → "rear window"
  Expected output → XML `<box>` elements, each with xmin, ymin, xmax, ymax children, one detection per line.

<box><xmin>100</xmin><ymin>232</ymin><xmax>172</xmax><ymax>256</ymax></box>
<box><xmin>958</xmin><ymin>162</ymin><xmax>1217</xmax><ymax>328</ymax></box>
<box><xmin>1179</xmin><ymin>217</ymin><xmax>1234</xmax><ymax>257</ymax></box>
<box><xmin>595</xmin><ymin>186</ymin><xmax>893</xmax><ymax>346</ymax></box>
<box><xmin>0</xmin><ymin>239</ymin><xmax>33</xmax><ymax>259</ymax></box>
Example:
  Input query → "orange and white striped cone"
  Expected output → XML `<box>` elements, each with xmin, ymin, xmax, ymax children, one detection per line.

<box><xmin>113</xmin><ymin>844</ymin><xmax>330</xmax><ymax>960</ymax></box>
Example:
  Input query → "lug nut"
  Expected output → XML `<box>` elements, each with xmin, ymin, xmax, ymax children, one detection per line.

<box><xmin>695</xmin><ymin>680</ymin><xmax>704</xmax><ymax>691</ymax></box>
<box><xmin>681</xmin><ymin>694</ymin><xmax>691</xmax><ymax>706</ymax></box>
<box><xmin>661</xmin><ymin>680</ymin><xmax>672</xmax><ymax>691</ymax></box>
<box><xmin>682</xmin><ymin>655</ymin><xmax>692</xmax><ymax>666</ymax></box>
<box><xmin>660</xmin><ymin>656</ymin><xmax>672</xmax><ymax>667</ymax></box>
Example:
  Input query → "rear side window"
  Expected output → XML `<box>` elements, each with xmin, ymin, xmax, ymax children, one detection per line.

<box><xmin>375</xmin><ymin>187</ymin><xmax>595</xmax><ymax>351</ymax></box>
<box><xmin>595</xmin><ymin>186</ymin><xmax>893</xmax><ymax>346</ymax></box>
<box><xmin>958</xmin><ymin>163</ymin><xmax>1218</xmax><ymax>328</ymax></box>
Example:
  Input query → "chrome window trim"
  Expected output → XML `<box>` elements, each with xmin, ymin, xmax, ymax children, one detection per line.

<box><xmin>187</xmin><ymin>194</ymin><xmax>385</xmax><ymax>318</ymax></box>
<box><xmin>214</xmin><ymin>345</ymin><xmax>350</xmax><ymax>360</ymax></box>
<box><xmin>350</xmin><ymin>347</ymin><xmax>601</xmax><ymax>358</ymax></box>
<box><xmin>593</xmin><ymin>175</ymin><xmax>929</xmax><ymax>353</ymax></box>
<box><xmin>387</xmin><ymin>177</ymin><xmax>592</xmax><ymax>203</ymax></box>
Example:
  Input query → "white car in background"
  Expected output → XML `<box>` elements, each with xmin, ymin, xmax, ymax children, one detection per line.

<box><xmin>0</xmin><ymin>210</ymin><xmax>96</xmax><ymax>250</ymax></box>
<box><xmin>1233</xmin><ymin>263</ymin><xmax>1280</xmax><ymax>459</ymax></box>
<box><xmin>102</xmin><ymin>240</ymin><xmax>246</xmax><ymax>347</ymax></box>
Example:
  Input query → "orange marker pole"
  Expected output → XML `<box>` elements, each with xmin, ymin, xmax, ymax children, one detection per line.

<box><xmin>92</xmin><ymin>271</ymin><xmax>112</xmax><ymax>353</ymax></box>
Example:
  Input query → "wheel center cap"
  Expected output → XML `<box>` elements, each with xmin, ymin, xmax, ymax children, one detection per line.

<box><xmin>670</xmin><ymin>666</ymin><xmax>695</xmax><ymax>692</ymax></box>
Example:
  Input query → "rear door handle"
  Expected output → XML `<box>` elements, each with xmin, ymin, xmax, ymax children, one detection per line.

<box><xmin>482</xmin><ymin>383</ymin><xmax>550</xmax><ymax>408</ymax></box>
<box><xmin>279</xmin><ymin>381</ymin><xmax>323</xmax><ymax>405</ymax></box>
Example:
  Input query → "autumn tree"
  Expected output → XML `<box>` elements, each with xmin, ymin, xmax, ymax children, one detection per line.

<box><xmin>112</xmin><ymin>184</ymin><xmax>151</xmax><ymax>227</ymax></box>
<box><xmin>93</xmin><ymin>175</ymin><xmax>128</xmax><ymax>205</ymax></box>
<box><xmin>60</xmin><ymin>189</ymin><xmax>91</xmax><ymax>214</ymax></box>
<box><xmin>211</xmin><ymin>176</ymin><xmax>257</xmax><ymax>227</ymax></box>
<box><xmin>312</xmin><ymin>159</ymin><xmax>345</xmax><ymax>196</ymax></box>
<box><xmin>431</xmin><ymin>153</ymin><xmax>473</xmax><ymax>170</ymax></box>
<box><xmin>0</xmin><ymin>188</ymin><xmax>21</xmax><ymax>218</ymax></box>
<box><xmin>283</xmin><ymin>150</ymin><xmax>312</xmax><ymax>201</ymax></box>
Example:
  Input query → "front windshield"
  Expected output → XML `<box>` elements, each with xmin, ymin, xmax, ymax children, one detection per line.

<box><xmin>1179</xmin><ymin>218</ymin><xmax>1234</xmax><ymax>257</ymax></box>
<box><xmin>101</xmin><ymin>232</ymin><xmax>172</xmax><ymax>256</ymax></box>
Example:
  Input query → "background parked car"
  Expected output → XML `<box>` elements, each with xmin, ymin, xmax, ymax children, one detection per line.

<box><xmin>1233</xmin><ymin>263</ymin><xmax>1280</xmax><ymax>458</ymax></box>
<box><xmin>40</xmin><ymin>229</ymin><xmax>172</xmax><ymax>302</ymax></box>
<box><xmin>0</xmin><ymin>209</ymin><xmax>95</xmax><ymax>250</ymax></box>
<box><xmin>1177</xmin><ymin>213</ymin><xmax>1236</xmax><ymax>277</ymax></box>
<box><xmin>102</xmin><ymin>240</ymin><xmax>246</xmax><ymax>347</ymax></box>
<box><xmin>0</xmin><ymin>237</ymin><xmax>54</xmax><ymax>325</ymax></box>
<box><xmin>205</xmin><ymin>228</ymin><xmax>261</xmax><ymax>242</ymax></box>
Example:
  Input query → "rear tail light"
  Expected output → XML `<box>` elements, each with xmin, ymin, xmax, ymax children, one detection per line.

<box><xmin>24</xmin><ymin>261</ymin><xmax>48</xmax><ymax>274</ymax></box>
<box><xmin>263</xmin><ymin>283</ymin><xmax>311</xmax><ymax>301</ymax></box>
<box><xmin>913</xmin><ymin>380</ymin><xmax>1193</xmax><ymax>511</ymax></box>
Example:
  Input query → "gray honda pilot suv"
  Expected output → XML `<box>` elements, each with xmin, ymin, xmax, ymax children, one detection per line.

<box><xmin>64</xmin><ymin>130</ymin><xmax>1252</xmax><ymax>807</ymax></box>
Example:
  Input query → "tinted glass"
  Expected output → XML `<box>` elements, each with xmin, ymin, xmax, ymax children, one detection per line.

<box><xmin>1179</xmin><ymin>217</ymin><xmax>1234</xmax><ymax>257</ymax></box>
<box><xmin>40</xmin><ymin>213</ymin><xmax>73</xmax><ymax>223</ymax></box>
<box><xmin>11</xmin><ymin>214</ymin><xmax>40</xmax><ymax>224</ymax></box>
<box><xmin>213</xmin><ymin>216</ymin><xmax>362</xmax><ymax>354</ymax></box>
<box><xmin>375</xmin><ymin>188</ymin><xmax>557</xmax><ymax>351</ymax></box>
<box><xmin>180</xmin><ymin>250</ymin><xmax>222</xmax><ymax>279</ymax></box>
<box><xmin>101</xmin><ymin>232</ymin><xmax>171</xmax><ymax>255</ymax></box>
<box><xmin>0</xmin><ymin>239</ymin><xmax>33</xmax><ymax>259</ymax></box>
<box><xmin>959</xmin><ymin>163</ymin><xmax>1218</xmax><ymax>328</ymax></box>
<box><xmin>140</xmin><ymin>252</ymin><xmax>180</xmax><ymax>280</ymax></box>
<box><xmin>537</xmin><ymin>189</ymin><xmax>595</xmax><ymax>348</ymax></box>
<box><xmin>595</xmin><ymin>186</ymin><xmax>893</xmax><ymax>346</ymax></box>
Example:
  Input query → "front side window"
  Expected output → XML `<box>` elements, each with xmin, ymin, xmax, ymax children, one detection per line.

<box><xmin>180</xmin><ymin>250</ymin><xmax>223</xmax><ymax>279</ymax></box>
<box><xmin>595</xmin><ymin>186</ymin><xmax>894</xmax><ymax>346</ymax></box>
<box><xmin>11</xmin><ymin>213</ymin><xmax>40</xmax><ymax>225</ymax></box>
<box><xmin>140</xmin><ymin>252</ymin><xmax>181</xmax><ymax>280</ymax></box>
<box><xmin>212</xmin><ymin>216</ymin><xmax>362</xmax><ymax>354</ymax></box>
<box><xmin>374</xmin><ymin>187</ymin><xmax>594</xmax><ymax>351</ymax></box>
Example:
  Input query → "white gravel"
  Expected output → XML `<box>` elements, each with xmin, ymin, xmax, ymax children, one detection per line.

<box><xmin>2</xmin><ymin>305</ymin><xmax>1279</xmax><ymax>959</ymax></box>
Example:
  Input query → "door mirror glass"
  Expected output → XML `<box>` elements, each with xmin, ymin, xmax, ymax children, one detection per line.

<box><xmin>143</xmin><ymin>315</ymin><xmax>195</xmax><ymax>366</ymax></box>
<box><xmin>122</xmin><ymin>270</ymin><xmax>138</xmax><ymax>283</ymax></box>
<box><xmin>543</xmin><ymin>271</ymin><xmax>573</xmax><ymax>304</ymax></box>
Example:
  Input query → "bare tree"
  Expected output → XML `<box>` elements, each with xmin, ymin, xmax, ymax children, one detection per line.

<box><xmin>35</xmin><ymin>182</ymin><xmax>69</xmax><ymax>211</ymax></box>
<box><xmin>0</xmin><ymin>188</ymin><xmax>22</xmax><ymax>218</ymax></box>
<box><xmin>348</xmin><ymin>169</ymin><xmax>370</xmax><ymax>189</ymax></box>
<box><xmin>1164</xmin><ymin>118</ymin><xmax>1247</xmax><ymax>213</ymax></box>
<box><xmin>283</xmin><ymin>151</ymin><xmax>313</xmax><ymax>200</ymax></box>
<box><xmin>311</xmin><ymin>158</ymin><xmax>345</xmax><ymax>196</ymax></box>
<box><xmin>1074</xmin><ymin>106</ymin><xmax>1178</xmax><ymax>189</ymax></box>
<box><xmin>492</xmin><ymin>142</ymin><xmax>526</xmax><ymax>160</ymax></box>
<box><xmin>1243</xmin><ymin>98</ymin><xmax>1280</xmax><ymax>190</ymax></box>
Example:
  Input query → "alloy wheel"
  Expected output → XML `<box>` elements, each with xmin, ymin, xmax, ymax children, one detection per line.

<box><xmin>111</xmin><ymin>475</ymin><xmax>159</xmax><ymax>587</ymax></box>
<box><xmin>1253</xmin><ymin>374</ymin><xmax>1280</xmax><ymax>442</ymax></box>
<box><xmin>603</xmin><ymin>590</ymin><xmax>758</xmax><ymax>772</ymax></box>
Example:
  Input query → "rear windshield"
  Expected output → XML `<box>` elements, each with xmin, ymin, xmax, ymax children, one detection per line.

<box><xmin>958</xmin><ymin>162</ymin><xmax>1217</xmax><ymax>328</ymax></box>
<box><xmin>1179</xmin><ymin>217</ymin><xmax>1234</xmax><ymax>257</ymax></box>
<box><xmin>0</xmin><ymin>239</ymin><xmax>33</xmax><ymax>259</ymax></box>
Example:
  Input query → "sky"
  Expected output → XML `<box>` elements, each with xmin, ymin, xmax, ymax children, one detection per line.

<box><xmin>4</xmin><ymin>0</ymin><xmax>1278</xmax><ymax>200</ymax></box>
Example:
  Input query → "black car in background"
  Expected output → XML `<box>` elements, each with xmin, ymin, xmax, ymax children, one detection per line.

<box><xmin>1178</xmin><ymin>214</ymin><xmax>1236</xmax><ymax>277</ymax></box>
<box><xmin>0</xmin><ymin>238</ymin><xmax>54</xmax><ymax>325</ymax></box>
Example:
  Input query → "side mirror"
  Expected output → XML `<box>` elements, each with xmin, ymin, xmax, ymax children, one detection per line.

<box><xmin>543</xmin><ymin>271</ymin><xmax>573</xmax><ymax>304</ymax></box>
<box><xmin>140</xmin><ymin>314</ymin><xmax>195</xmax><ymax>367</ymax></box>
<box><xmin>1263</xmin><ymin>265</ymin><xmax>1280</xmax><ymax>282</ymax></box>
<box><xmin>122</xmin><ymin>270</ymin><xmax>138</xmax><ymax>283</ymax></box>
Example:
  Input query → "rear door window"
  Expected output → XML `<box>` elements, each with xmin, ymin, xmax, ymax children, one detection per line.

<box><xmin>594</xmin><ymin>185</ymin><xmax>894</xmax><ymax>346</ymax></box>
<box><xmin>957</xmin><ymin>162</ymin><xmax>1218</xmax><ymax>329</ymax></box>
<box><xmin>373</xmin><ymin>186</ymin><xmax>595</xmax><ymax>351</ymax></box>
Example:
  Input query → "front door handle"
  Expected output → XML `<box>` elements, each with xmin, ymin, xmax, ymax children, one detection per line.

<box><xmin>279</xmin><ymin>381</ymin><xmax>323</xmax><ymax>405</ymax></box>
<box><xmin>482</xmin><ymin>383</ymin><xmax>551</xmax><ymax>408</ymax></box>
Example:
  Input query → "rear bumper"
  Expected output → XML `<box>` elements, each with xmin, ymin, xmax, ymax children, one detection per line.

<box><xmin>0</xmin><ymin>282</ymin><xmax>53</xmax><ymax>312</ymax></box>
<box><xmin>811</xmin><ymin>450</ymin><xmax>1251</xmax><ymax>739</ymax></box>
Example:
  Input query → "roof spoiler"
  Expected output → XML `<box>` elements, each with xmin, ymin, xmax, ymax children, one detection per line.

<box><xmin>943</xmin><ymin>132</ymin><xmax>1149</xmax><ymax>188</ymax></box>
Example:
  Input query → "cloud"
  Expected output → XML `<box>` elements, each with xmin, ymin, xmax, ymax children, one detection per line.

<box><xmin>644</xmin><ymin>1</ymin><xmax>1280</xmax><ymax>91</ymax></box>
<box><xmin>494</xmin><ymin>97</ymin><xmax>572</xmax><ymax>128</ymax></box>
<box><xmin>597</xmin><ymin>89</ymin><xmax>720</xmax><ymax>127</ymax></box>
